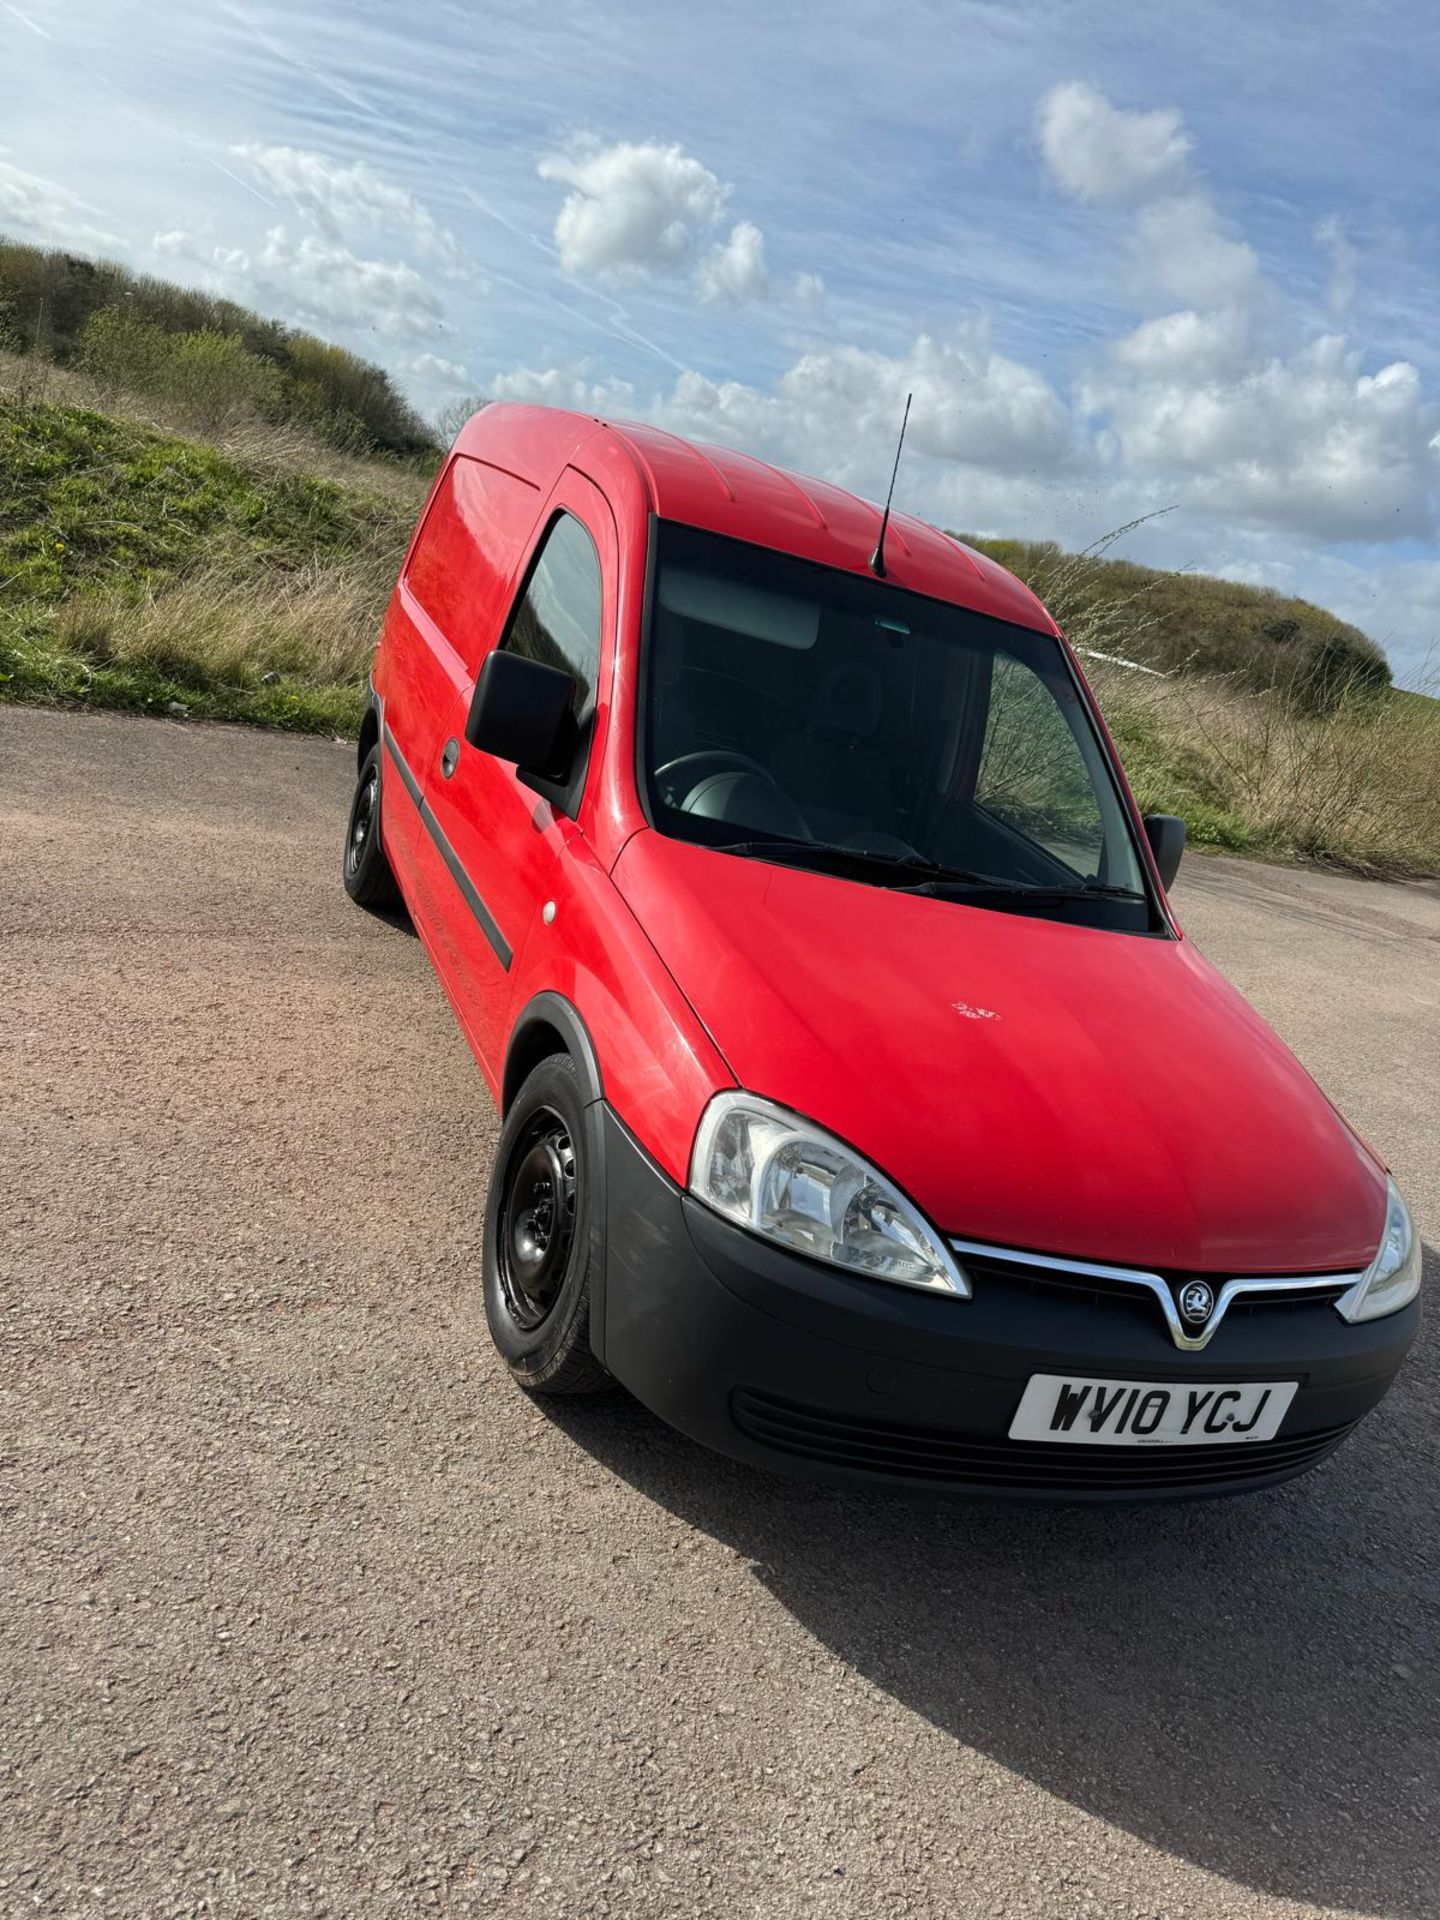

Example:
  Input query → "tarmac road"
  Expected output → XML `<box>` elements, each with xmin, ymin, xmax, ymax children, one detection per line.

<box><xmin>2</xmin><ymin>703</ymin><xmax>1437</xmax><ymax>1920</ymax></box>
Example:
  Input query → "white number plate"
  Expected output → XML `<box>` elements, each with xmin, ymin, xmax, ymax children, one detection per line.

<box><xmin>1009</xmin><ymin>1373</ymin><xmax>1298</xmax><ymax>1447</ymax></box>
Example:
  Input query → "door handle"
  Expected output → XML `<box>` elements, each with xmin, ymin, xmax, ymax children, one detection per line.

<box><xmin>440</xmin><ymin>737</ymin><xmax>459</xmax><ymax>779</ymax></box>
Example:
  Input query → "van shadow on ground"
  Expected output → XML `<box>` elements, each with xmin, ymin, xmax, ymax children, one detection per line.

<box><xmin>542</xmin><ymin>1245</ymin><xmax>1439</xmax><ymax>1917</ymax></box>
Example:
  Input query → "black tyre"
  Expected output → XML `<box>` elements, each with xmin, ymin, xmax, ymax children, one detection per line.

<box><xmin>482</xmin><ymin>1052</ymin><xmax>609</xmax><ymax>1395</ymax></box>
<box><xmin>343</xmin><ymin>741</ymin><xmax>402</xmax><ymax>911</ymax></box>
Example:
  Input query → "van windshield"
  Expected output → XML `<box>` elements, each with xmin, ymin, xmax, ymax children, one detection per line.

<box><xmin>641</xmin><ymin>521</ymin><xmax>1155</xmax><ymax>930</ymax></box>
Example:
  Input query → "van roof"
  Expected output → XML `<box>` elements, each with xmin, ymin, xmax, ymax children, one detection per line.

<box><xmin>453</xmin><ymin>403</ymin><xmax>1059</xmax><ymax>637</ymax></box>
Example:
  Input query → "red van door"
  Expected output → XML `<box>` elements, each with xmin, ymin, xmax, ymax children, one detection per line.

<box><xmin>377</xmin><ymin>453</ymin><xmax>544</xmax><ymax>966</ymax></box>
<box><xmin>423</xmin><ymin>468</ymin><xmax>618</xmax><ymax>1083</ymax></box>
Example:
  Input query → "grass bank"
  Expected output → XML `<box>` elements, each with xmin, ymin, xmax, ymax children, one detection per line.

<box><xmin>972</xmin><ymin>526</ymin><xmax>1440</xmax><ymax>876</ymax></box>
<box><xmin>1094</xmin><ymin>667</ymin><xmax>1440</xmax><ymax>876</ymax></box>
<box><xmin>0</xmin><ymin>377</ymin><xmax>425</xmax><ymax>734</ymax></box>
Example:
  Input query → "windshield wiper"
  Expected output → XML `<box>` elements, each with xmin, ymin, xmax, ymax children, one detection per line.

<box><xmin>721</xmin><ymin>838</ymin><xmax>997</xmax><ymax>887</ymax></box>
<box><xmin>897</xmin><ymin>873</ymin><xmax>1146</xmax><ymax>905</ymax></box>
<box><xmin>720</xmin><ymin>838</ymin><xmax>1146</xmax><ymax>903</ymax></box>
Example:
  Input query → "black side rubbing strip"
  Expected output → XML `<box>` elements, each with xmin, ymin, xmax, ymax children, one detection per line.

<box><xmin>385</xmin><ymin>723</ymin><xmax>424</xmax><ymax>808</ymax></box>
<box><xmin>425</xmin><ymin>820</ymin><xmax>513</xmax><ymax>971</ymax></box>
<box><xmin>382</xmin><ymin>723</ymin><xmax>513</xmax><ymax>971</ymax></box>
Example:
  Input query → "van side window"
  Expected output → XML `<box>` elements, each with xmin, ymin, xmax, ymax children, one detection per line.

<box><xmin>502</xmin><ymin>513</ymin><xmax>603</xmax><ymax>716</ymax></box>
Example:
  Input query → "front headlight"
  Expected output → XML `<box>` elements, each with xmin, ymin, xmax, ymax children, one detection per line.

<box><xmin>1337</xmin><ymin>1179</ymin><xmax>1422</xmax><ymax>1323</ymax></box>
<box><xmin>689</xmin><ymin>1092</ymin><xmax>970</xmax><ymax>1297</ymax></box>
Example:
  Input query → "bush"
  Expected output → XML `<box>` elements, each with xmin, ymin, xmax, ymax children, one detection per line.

<box><xmin>81</xmin><ymin>309</ymin><xmax>347</xmax><ymax>437</ymax></box>
<box><xmin>0</xmin><ymin>235</ymin><xmax>437</xmax><ymax>457</ymax></box>
<box><xmin>81</xmin><ymin>311</ymin><xmax>285</xmax><ymax>431</ymax></box>
<box><xmin>169</xmin><ymin>329</ymin><xmax>284</xmax><ymax>429</ymax></box>
<box><xmin>79</xmin><ymin>307</ymin><xmax>172</xmax><ymax>395</ymax></box>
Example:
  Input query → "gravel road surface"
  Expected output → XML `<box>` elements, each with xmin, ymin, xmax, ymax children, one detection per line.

<box><xmin>3</xmin><ymin>704</ymin><xmax>1437</xmax><ymax>1920</ymax></box>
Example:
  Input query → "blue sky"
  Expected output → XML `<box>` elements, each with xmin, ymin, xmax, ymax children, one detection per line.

<box><xmin>4</xmin><ymin>0</ymin><xmax>1439</xmax><ymax>683</ymax></box>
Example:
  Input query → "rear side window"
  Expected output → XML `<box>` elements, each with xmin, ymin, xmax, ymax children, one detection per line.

<box><xmin>502</xmin><ymin>513</ymin><xmax>603</xmax><ymax>717</ymax></box>
<box><xmin>405</xmin><ymin>456</ymin><xmax>540</xmax><ymax>673</ymax></box>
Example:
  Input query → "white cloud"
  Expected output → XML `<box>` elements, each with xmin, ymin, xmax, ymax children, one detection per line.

<box><xmin>144</xmin><ymin>160</ymin><xmax>477</xmax><ymax>350</ymax></box>
<box><xmin>410</xmin><ymin>351</ymin><xmax>473</xmax><ymax>384</ymax></box>
<box><xmin>1111</xmin><ymin>307</ymin><xmax>1256</xmax><ymax>382</ymax></box>
<box><xmin>695</xmin><ymin>221</ymin><xmax>769</xmax><ymax>304</ymax></box>
<box><xmin>538</xmin><ymin>139</ymin><xmax>731</xmax><ymax>277</ymax></box>
<box><xmin>255</xmin><ymin>227</ymin><xmax>444</xmax><ymax>337</ymax></box>
<box><xmin>494</xmin><ymin>325</ymin><xmax>1073</xmax><ymax>492</ymax></box>
<box><xmin>4</xmin><ymin>4</ymin><xmax>50</xmax><ymax>37</ymax></box>
<box><xmin>492</xmin><ymin>362</ymin><xmax>639</xmax><ymax>414</ymax></box>
<box><xmin>791</xmin><ymin>270</ymin><xmax>827</xmax><ymax>319</ymax></box>
<box><xmin>1031</xmin><ymin>79</ymin><xmax>1439</xmax><ymax>556</ymax></box>
<box><xmin>231</xmin><ymin>144</ymin><xmax>467</xmax><ymax>270</ymax></box>
<box><xmin>782</xmin><ymin>331</ymin><xmax>1074</xmax><ymax>475</ymax></box>
<box><xmin>1085</xmin><ymin>335</ymin><xmax>1438</xmax><ymax>540</ymax></box>
<box><xmin>1134</xmin><ymin>194</ymin><xmax>1262</xmax><ymax>311</ymax></box>
<box><xmin>147</xmin><ymin>228</ymin><xmax>253</xmax><ymax>280</ymax></box>
<box><xmin>1037</xmin><ymin>81</ymin><xmax>1191</xmax><ymax>202</ymax></box>
<box><xmin>0</xmin><ymin>159</ymin><xmax>120</xmax><ymax>251</ymax></box>
<box><xmin>491</xmin><ymin>282</ymin><xmax>1437</xmax><ymax>612</ymax></box>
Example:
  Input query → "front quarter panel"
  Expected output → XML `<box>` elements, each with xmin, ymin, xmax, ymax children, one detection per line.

<box><xmin>505</xmin><ymin>834</ymin><xmax>734</xmax><ymax>1185</ymax></box>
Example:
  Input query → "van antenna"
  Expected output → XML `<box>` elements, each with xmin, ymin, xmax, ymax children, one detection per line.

<box><xmin>869</xmin><ymin>391</ymin><xmax>912</xmax><ymax>579</ymax></box>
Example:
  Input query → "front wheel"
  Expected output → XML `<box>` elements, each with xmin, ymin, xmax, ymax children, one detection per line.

<box><xmin>343</xmin><ymin>741</ymin><xmax>401</xmax><ymax>911</ymax></box>
<box><xmin>481</xmin><ymin>1053</ymin><xmax>610</xmax><ymax>1395</ymax></box>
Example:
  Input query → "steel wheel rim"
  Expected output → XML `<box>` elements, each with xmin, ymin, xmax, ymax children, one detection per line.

<box><xmin>497</xmin><ymin>1108</ymin><xmax>578</xmax><ymax>1331</ymax></box>
<box><xmin>346</xmin><ymin>769</ymin><xmax>377</xmax><ymax>877</ymax></box>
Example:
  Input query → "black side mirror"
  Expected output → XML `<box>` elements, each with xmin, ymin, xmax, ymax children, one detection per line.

<box><xmin>465</xmin><ymin>650</ymin><xmax>577</xmax><ymax>781</ymax></box>
<box><xmin>1143</xmin><ymin>813</ymin><xmax>1186</xmax><ymax>890</ymax></box>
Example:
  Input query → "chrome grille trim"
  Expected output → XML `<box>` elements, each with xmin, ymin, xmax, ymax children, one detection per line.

<box><xmin>947</xmin><ymin>1236</ymin><xmax>1364</xmax><ymax>1352</ymax></box>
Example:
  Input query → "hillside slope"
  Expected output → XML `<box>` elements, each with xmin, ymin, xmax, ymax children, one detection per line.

<box><xmin>0</xmin><ymin>388</ymin><xmax>423</xmax><ymax>732</ymax></box>
<box><xmin>967</xmin><ymin>534</ymin><xmax>1391</xmax><ymax>702</ymax></box>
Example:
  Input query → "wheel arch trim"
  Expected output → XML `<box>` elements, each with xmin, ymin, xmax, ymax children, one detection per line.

<box><xmin>358</xmin><ymin>682</ymin><xmax>382</xmax><ymax>770</ymax></box>
<box><xmin>503</xmin><ymin>991</ymin><xmax>605</xmax><ymax>1115</ymax></box>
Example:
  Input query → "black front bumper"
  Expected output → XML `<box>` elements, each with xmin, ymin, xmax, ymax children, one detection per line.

<box><xmin>595</xmin><ymin>1110</ymin><xmax>1417</xmax><ymax>1501</ymax></box>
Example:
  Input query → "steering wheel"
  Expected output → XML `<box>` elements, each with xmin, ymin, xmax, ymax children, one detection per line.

<box><xmin>654</xmin><ymin>749</ymin><xmax>786</xmax><ymax>811</ymax></box>
<box><xmin>654</xmin><ymin>748</ymin><xmax>811</xmax><ymax>841</ymax></box>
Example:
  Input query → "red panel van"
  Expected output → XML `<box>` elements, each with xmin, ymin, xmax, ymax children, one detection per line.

<box><xmin>343</xmin><ymin>403</ymin><xmax>1419</xmax><ymax>1499</ymax></box>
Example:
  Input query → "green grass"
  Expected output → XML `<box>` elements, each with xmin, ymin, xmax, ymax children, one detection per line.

<box><xmin>1092</xmin><ymin>667</ymin><xmax>1440</xmax><ymax>874</ymax></box>
<box><xmin>1101</xmin><ymin>704</ymin><xmax>1256</xmax><ymax>852</ymax></box>
<box><xmin>1390</xmin><ymin>685</ymin><xmax>1440</xmax><ymax>729</ymax></box>
<box><xmin>0</xmin><ymin>392</ymin><xmax>421</xmax><ymax>734</ymax></box>
<box><xmin>0</xmin><ymin>631</ymin><xmax>369</xmax><ymax>733</ymax></box>
<box><xmin>0</xmin><ymin>398</ymin><xmax>401</xmax><ymax>587</ymax></box>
